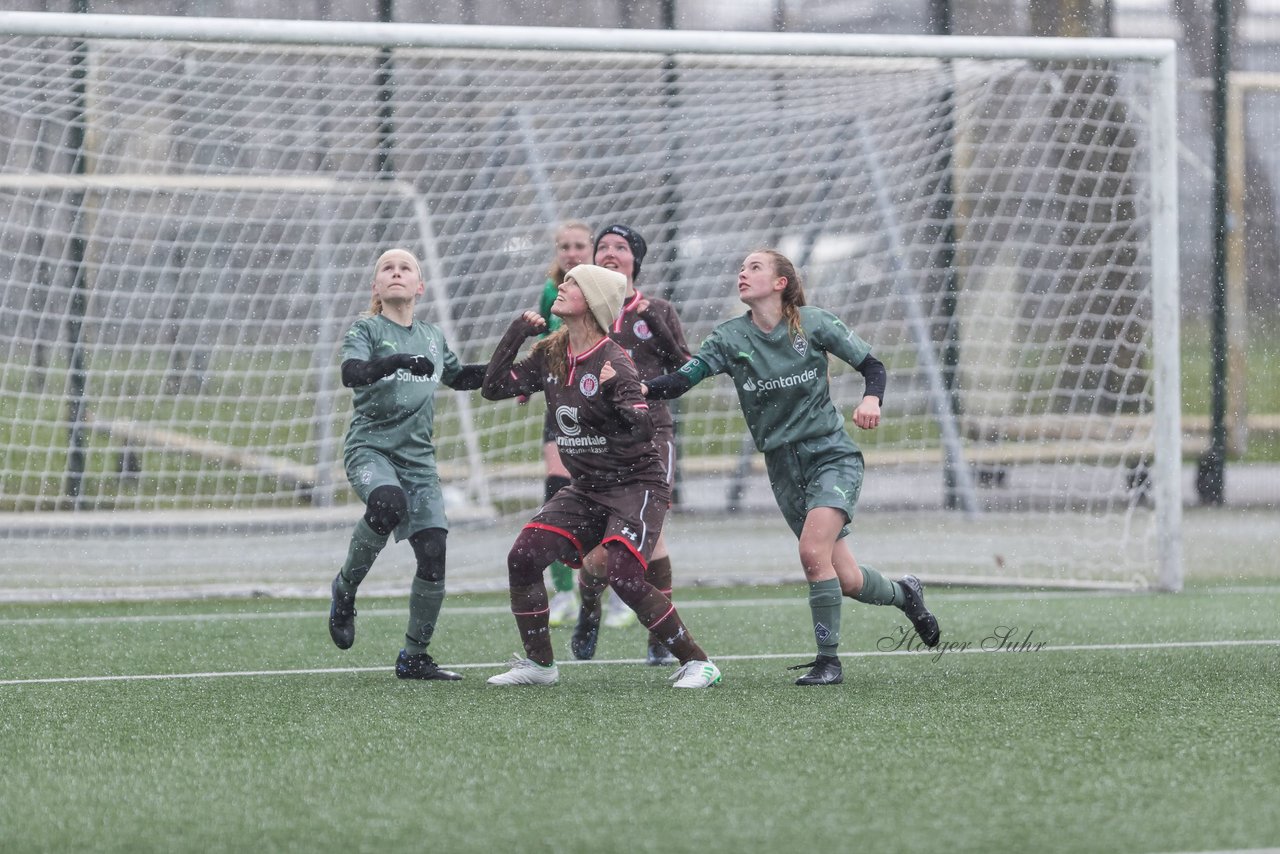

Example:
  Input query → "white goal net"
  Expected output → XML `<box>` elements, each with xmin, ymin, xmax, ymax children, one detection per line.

<box><xmin>0</xmin><ymin>13</ymin><xmax>1180</xmax><ymax>595</ymax></box>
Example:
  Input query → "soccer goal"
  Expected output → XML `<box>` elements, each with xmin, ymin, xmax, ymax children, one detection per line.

<box><xmin>0</xmin><ymin>12</ymin><xmax>1180</xmax><ymax>595</ymax></box>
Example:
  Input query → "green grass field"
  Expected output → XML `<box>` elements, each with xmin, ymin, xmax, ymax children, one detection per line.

<box><xmin>2</xmin><ymin>582</ymin><xmax>1277</xmax><ymax>853</ymax></box>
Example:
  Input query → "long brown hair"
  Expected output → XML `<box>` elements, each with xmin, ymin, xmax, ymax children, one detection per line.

<box><xmin>754</xmin><ymin>249</ymin><xmax>807</xmax><ymax>339</ymax></box>
<box><xmin>365</xmin><ymin>248</ymin><xmax>423</xmax><ymax>317</ymax></box>
<box><xmin>546</xmin><ymin>220</ymin><xmax>593</xmax><ymax>284</ymax></box>
<box><xmin>531</xmin><ymin>330</ymin><xmax>571</xmax><ymax>384</ymax></box>
<box><xmin>530</xmin><ymin>309</ymin><xmax>608</xmax><ymax>385</ymax></box>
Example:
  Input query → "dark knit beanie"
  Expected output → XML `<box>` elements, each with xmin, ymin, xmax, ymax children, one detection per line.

<box><xmin>594</xmin><ymin>223</ymin><xmax>648</xmax><ymax>283</ymax></box>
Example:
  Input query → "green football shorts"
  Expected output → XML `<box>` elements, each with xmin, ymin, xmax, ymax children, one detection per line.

<box><xmin>344</xmin><ymin>447</ymin><xmax>449</xmax><ymax>541</ymax></box>
<box><xmin>762</xmin><ymin>429</ymin><xmax>864</xmax><ymax>540</ymax></box>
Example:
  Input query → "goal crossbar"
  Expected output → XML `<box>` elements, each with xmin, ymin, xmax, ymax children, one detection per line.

<box><xmin>0</xmin><ymin>11</ymin><xmax>1176</xmax><ymax>62</ymax></box>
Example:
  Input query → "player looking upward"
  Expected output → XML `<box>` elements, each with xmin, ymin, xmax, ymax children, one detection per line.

<box><xmin>327</xmin><ymin>248</ymin><xmax>486</xmax><ymax>681</ymax></box>
<box><xmin>644</xmin><ymin>249</ymin><xmax>940</xmax><ymax>685</ymax></box>
<box><xmin>481</xmin><ymin>264</ymin><xmax>720</xmax><ymax>689</ymax></box>
<box><xmin>571</xmin><ymin>223</ymin><xmax>693</xmax><ymax>667</ymax></box>
<box><xmin>535</xmin><ymin>220</ymin><xmax>594</xmax><ymax>629</ymax></box>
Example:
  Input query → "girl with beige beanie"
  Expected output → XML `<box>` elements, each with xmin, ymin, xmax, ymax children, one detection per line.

<box><xmin>481</xmin><ymin>264</ymin><xmax>721</xmax><ymax>689</ymax></box>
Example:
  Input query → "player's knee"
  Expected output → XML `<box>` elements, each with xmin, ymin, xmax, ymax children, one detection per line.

<box><xmin>797</xmin><ymin>538</ymin><xmax>831</xmax><ymax>574</ymax></box>
<box><xmin>604</xmin><ymin>542</ymin><xmax>645</xmax><ymax>593</ymax></box>
<box><xmin>410</xmin><ymin>527</ymin><xmax>447</xmax><ymax>583</ymax></box>
<box><xmin>364</xmin><ymin>485</ymin><xmax>407</xmax><ymax>536</ymax></box>
<box><xmin>507</xmin><ymin>530</ymin><xmax>551</xmax><ymax>587</ymax></box>
<box><xmin>506</xmin><ymin>552</ymin><xmax>543</xmax><ymax>588</ymax></box>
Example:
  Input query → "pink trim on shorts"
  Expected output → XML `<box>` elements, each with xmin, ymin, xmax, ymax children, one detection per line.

<box><xmin>601</xmin><ymin>534</ymin><xmax>648</xmax><ymax>570</ymax></box>
<box><xmin>523</xmin><ymin>521</ymin><xmax>585</xmax><ymax>568</ymax></box>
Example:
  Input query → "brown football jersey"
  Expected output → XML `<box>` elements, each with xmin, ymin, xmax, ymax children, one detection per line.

<box><xmin>608</xmin><ymin>291</ymin><xmax>691</xmax><ymax>433</ymax></box>
<box><xmin>484</xmin><ymin>323</ymin><xmax>664</xmax><ymax>489</ymax></box>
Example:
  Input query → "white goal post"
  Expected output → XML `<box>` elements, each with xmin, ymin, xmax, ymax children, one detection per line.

<box><xmin>0</xmin><ymin>12</ymin><xmax>1180</xmax><ymax>593</ymax></box>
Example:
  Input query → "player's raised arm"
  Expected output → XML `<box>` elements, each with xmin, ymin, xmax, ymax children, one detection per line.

<box><xmin>636</xmin><ymin>300</ymin><xmax>693</xmax><ymax>368</ymax></box>
<box><xmin>481</xmin><ymin>311</ymin><xmax>546</xmax><ymax>401</ymax></box>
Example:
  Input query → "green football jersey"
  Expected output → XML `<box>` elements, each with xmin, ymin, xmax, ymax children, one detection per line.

<box><xmin>537</xmin><ymin>277</ymin><xmax>563</xmax><ymax>335</ymax></box>
<box><xmin>680</xmin><ymin>305</ymin><xmax>872</xmax><ymax>453</ymax></box>
<box><xmin>340</xmin><ymin>313</ymin><xmax>464</xmax><ymax>469</ymax></box>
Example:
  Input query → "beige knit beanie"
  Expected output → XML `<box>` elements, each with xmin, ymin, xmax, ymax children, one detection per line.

<box><xmin>565</xmin><ymin>264</ymin><xmax>626</xmax><ymax>333</ymax></box>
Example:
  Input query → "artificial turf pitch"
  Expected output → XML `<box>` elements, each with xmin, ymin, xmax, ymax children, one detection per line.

<box><xmin>2</xmin><ymin>583</ymin><xmax>1277</xmax><ymax>853</ymax></box>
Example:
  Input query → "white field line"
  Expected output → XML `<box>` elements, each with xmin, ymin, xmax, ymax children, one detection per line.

<box><xmin>4</xmin><ymin>582</ymin><xmax>1278</xmax><ymax>607</ymax></box>
<box><xmin>3</xmin><ymin>639</ymin><xmax>1279</xmax><ymax>688</ymax></box>
<box><xmin>3</xmin><ymin>585</ymin><xmax>1278</xmax><ymax>627</ymax></box>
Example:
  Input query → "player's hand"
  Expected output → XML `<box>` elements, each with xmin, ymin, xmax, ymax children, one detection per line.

<box><xmin>600</xmin><ymin>360</ymin><xmax>617</xmax><ymax>384</ymax></box>
<box><xmin>518</xmin><ymin>311</ymin><xmax>547</xmax><ymax>336</ymax></box>
<box><xmin>634</xmin><ymin>298</ymin><xmax>651</xmax><ymax>316</ymax></box>
<box><xmin>516</xmin><ymin>394</ymin><xmax>530</xmax><ymax>405</ymax></box>
<box><xmin>397</xmin><ymin>353</ymin><xmax>434</xmax><ymax>376</ymax></box>
<box><xmin>852</xmin><ymin>396</ymin><xmax>881</xmax><ymax>430</ymax></box>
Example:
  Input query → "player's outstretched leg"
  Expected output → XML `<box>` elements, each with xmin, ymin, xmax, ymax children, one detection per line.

<box><xmin>544</xmin><ymin>475</ymin><xmax>578</xmax><ymax>628</ymax></box>
<box><xmin>840</xmin><ymin>541</ymin><xmax>941</xmax><ymax>649</ymax></box>
<box><xmin>643</xmin><ymin>556</ymin><xmax>677</xmax><ymax>666</ymax></box>
<box><xmin>898</xmin><ymin>574</ymin><xmax>940</xmax><ymax>648</ymax></box>
<box><xmin>605</xmin><ymin>544</ymin><xmax>720</xmax><ymax>689</ymax></box>
<box><xmin>489</xmin><ymin>527</ymin><xmax>569</xmax><ymax>686</ymax></box>
<box><xmin>329</xmin><ymin>490</ymin><xmax>399</xmax><ymax>649</ymax></box>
